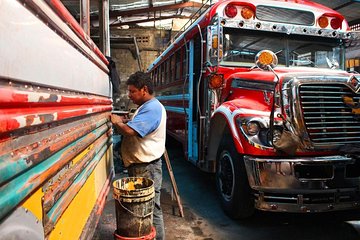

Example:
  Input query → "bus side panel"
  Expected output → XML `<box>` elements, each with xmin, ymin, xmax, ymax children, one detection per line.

<box><xmin>0</xmin><ymin>1</ymin><xmax>113</xmax><ymax>239</ymax></box>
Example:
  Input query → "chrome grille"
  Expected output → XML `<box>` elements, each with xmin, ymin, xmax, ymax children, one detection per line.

<box><xmin>299</xmin><ymin>84</ymin><xmax>360</xmax><ymax>145</ymax></box>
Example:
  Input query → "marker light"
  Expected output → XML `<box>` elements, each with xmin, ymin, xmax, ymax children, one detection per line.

<box><xmin>330</xmin><ymin>18</ymin><xmax>342</xmax><ymax>30</ymax></box>
<box><xmin>225</xmin><ymin>4</ymin><xmax>237</xmax><ymax>18</ymax></box>
<box><xmin>212</xmin><ymin>35</ymin><xmax>218</xmax><ymax>49</ymax></box>
<box><xmin>241</xmin><ymin>6</ymin><xmax>254</xmax><ymax>19</ymax></box>
<box><xmin>255</xmin><ymin>50</ymin><xmax>278</xmax><ymax>70</ymax></box>
<box><xmin>209</xmin><ymin>74</ymin><xmax>224</xmax><ymax>89</ymax></box>
<box><xmin>318</xmin><ymin>16</ymin><xmax>328</xmax><ymax>28</ymax></box>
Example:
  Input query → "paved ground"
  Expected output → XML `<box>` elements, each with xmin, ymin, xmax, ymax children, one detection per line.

<box><xmin>93</xmin><ymin>139</ymin><xmax>360</xmax><ymax>240</ymax></box>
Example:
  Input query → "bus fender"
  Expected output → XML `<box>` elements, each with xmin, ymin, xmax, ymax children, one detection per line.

<box><xmin>206</xmin><ymin>111</ymin><xmax>244</xmax><ymax>172</ymax></box>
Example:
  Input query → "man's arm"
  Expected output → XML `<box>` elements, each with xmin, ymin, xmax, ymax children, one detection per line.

<box><xmin>110</xmin><ymin>114</ymin><xmax>138</xmax><ymax>136</ymax></box>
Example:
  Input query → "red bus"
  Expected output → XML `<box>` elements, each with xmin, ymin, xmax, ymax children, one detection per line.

<box><xmin>147</xmin><ymin>0</ymin><xmax>360</xmax><ymax>218</ymax></box>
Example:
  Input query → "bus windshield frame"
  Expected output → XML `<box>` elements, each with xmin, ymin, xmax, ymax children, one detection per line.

<box><xmin>220</xmin><ymin>28</ymin><xmax>346</xmax><ymax>70</ymax></box>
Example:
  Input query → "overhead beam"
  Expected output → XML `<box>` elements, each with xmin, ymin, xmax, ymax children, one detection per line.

<box><xmin>110</xmin><ymin>15</ymin><xmax>189</xmax><ymax>27</ymax></box>
<box><xmin>88</xmin><ymin>1</ymin><xmax>204</xmax><ymax>22</ymax></box>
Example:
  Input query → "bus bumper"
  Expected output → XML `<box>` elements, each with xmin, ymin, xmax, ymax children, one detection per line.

<box><xmin>244</xmin><ymin>155</ymin><xmax>360</xmax><ymax>213</ymax></box>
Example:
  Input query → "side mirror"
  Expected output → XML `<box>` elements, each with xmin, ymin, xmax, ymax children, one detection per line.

<box><xmin>207</xmin><ymin>23</ymin><xmax>223</xmax><ymax>66</ymax></box>
<box><xmin>255</xmin><ymin>50</ymin><xmax>278</xmax><ymax>70</ymax></box>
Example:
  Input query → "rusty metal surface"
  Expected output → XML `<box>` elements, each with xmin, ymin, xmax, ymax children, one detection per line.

<box><xmin>0</xmin><ymin>122</ymin><xmax>111</xmax><ymax>221</ymax></box>
<box><xmin>0</xmin><ymin>113</ymin><xmax>110</xmax><ymax>186</ymax></box>
<box><xmin>44</xmin><ymin>138</ymin><xmax>111</xmax><ymax>235</ymax></box>
<box><xmin>42</xmin><ymin>132</ymin><xmax>111</xmax><ymax>212</ymax></box>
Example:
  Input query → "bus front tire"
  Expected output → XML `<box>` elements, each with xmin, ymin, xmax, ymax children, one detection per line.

<box><xmin>216</xmin><ymin>138</ymin><xmax>254</xmax><ymax>219</ymax></box>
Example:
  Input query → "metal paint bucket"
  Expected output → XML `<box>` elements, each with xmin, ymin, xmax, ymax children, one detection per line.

<box><xmin>113</xmin><ymin>226</ymin><xmax>156</xmax><ymax>240</ymax></box>
<box><xmin>113</xmin><ymin>177</ymin><xmax>155</xmax><ymax>238</ymax></box>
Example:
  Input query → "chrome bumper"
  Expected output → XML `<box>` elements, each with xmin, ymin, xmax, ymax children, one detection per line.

<box><xmin>244</xmin><ymin>155</ymin><xmax>360</xmax><ymax>213</ymax></box>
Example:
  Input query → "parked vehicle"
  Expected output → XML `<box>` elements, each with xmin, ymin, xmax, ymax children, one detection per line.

<box><xmin>147</xmin><ymin>0</ymin><xmax>360</xmax><ymax>218</ymax></box>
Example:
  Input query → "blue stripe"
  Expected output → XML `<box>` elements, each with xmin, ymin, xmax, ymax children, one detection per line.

<box><xmin>164</xmin><ymin>106</ymin><xmax>188</xmax><ymax>114</ymax></box>
<box><xmin>156</xmin><ymin>94</ymin><xmax>190</xmax><ymax>101</ymax></box>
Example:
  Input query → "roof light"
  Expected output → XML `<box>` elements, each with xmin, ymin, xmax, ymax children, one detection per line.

<box><xmin>330</xmin><ymin>17</ymin><xmax>342</xmax><ymax>30</ymax></box>
<box><xmin>225</xmin><ymin>4</ymin><xmax>237</xmax><ymax>18</ymax></box>
<box><xmin>241</xmin><ymin>6</ymin><xmax>254</xmax><ymax>19</ymax></box>
<box><xmin>209</xmin><ymin>74</ymin><xmax>224</xmax><ymax>89</ymax></box>
<box><xmin>318</xmin><ymin>16</ymin><xmax>328</xmax><ymax>28</ymax></box>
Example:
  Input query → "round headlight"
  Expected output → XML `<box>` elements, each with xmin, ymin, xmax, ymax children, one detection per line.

<box><xmin>246</xmin><ymin>121</ymin><xmax>260</xmax><ymax>136</ymax></box>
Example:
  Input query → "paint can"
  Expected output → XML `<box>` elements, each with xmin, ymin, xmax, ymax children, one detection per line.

<box><xmin>113</xmin><ymin>177</ymin><xmax>155</xmax><ymax>238</ymax></box>
<box><xmin>113</xmin><ymin>226</ymin><xmax>156</xmax><ymax>240</ymax></box>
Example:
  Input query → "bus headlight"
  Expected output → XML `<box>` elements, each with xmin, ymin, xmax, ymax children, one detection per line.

<box><xmin>246</xmin><ymin>121</ymin><xmax>260</xmax><ymax>135</ymax></box>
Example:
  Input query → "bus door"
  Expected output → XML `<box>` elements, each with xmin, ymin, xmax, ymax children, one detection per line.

<box><xmin>188</xmin><ymin>30</ymin><xmax>214</xmax><ymax>165</ymax></box>
<box><xmin>187</xmin><ymin>39</ymin><xmax>199</xmax><ymax>164</ymax></box>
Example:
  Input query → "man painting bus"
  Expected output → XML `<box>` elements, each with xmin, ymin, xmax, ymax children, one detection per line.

<box><xmin>110</xmin><ymin>71</ymin><xmax>166</xmax><ymax>240</ymax></box>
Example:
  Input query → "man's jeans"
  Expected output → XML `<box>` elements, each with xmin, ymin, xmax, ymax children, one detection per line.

<box><xmin>128</xmin><ymin>159</ymin><xmax>165</xmax><ymax>240</ymax></box>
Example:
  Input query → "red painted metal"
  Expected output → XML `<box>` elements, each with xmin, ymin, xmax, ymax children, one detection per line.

<box><xmin>0</xmin><ymin>84</ymin><xmax>112</xmax><ymax>107</ymax></box>
<box><xmin>0</xmin><ymin>105</ymin><xmax>111</xmax><ymax>134</ymax></box>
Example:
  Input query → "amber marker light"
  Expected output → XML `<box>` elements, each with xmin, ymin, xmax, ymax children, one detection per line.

<box><xmin>209</xmin><ymin>74</ymin><xmax>224</xmax><ymax>89</ymax></box>
<box><xmin>255</xmin><ymin>50</ymin><xmax>278</xmax><ymax>70</ymax></box>
<box><xmin>212</xmin><ymin>35</ymin><xmax>218</xmax><ymax>49</ymax></box>
<box><xmin>258</xmin><ymin>51</ymin><xmax>273</xmax><ymax>65</ymax></box>
<box><xmin>225</xmin><ymin>4</ymin><xmax>237</xmax><ymax>18</ymax></box>
<box><xmin>241</xmin><ymin>6</ymin><xmax>254</xmax><ymax>19</ymax></box>
<box><xmin>318</xmin><ymin>16</ymin><xmax>329</xmax><ymax>28</ymax></box>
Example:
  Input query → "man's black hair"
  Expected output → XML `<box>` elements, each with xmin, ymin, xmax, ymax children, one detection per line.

<box><xmin>126</xmin><ymin>71</ymin><xmax>154</xmax><ymax>94</ymax></box>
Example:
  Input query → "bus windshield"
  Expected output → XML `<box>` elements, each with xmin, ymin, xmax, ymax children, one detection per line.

<box><xmin>221</xmin><ymin>28</ymin><xmax>345</xmax><ymax>69</ymax></box>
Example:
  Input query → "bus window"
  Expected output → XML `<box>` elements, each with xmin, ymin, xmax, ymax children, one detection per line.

<box><xmin>161</xmin><ymin>64</ymin><xmax>165</xmax><ymax>85</ymax></box>
<box><xmin>170</xmin><ymin>54</ymin><xmax>176</xmax><ymax>83</ymax></box>
<box><xmin>175</xmin><ymin>51</ymin><xmax>181</xmax><ymax>81</ymax></box>
<box><xmin>221</xmin><ymin>28</ymin><xmax>344</xmax><ymax>69</ymax></box>
<box><xmin>182</xmin><ymin>46</ymin><xmax>188</xmax><ymax>81</ymax></box>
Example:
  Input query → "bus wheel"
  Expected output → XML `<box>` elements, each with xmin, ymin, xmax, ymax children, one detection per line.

<box><xmin>216</xmin><ymin>138</ymin><xmax>254</xmax><ymax>219</ymax></box>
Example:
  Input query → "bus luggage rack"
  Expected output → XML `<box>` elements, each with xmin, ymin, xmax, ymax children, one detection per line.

<box><xmin>299</xmin><ymin>84</ymin><xmax>360</xmax><ymax>146</ymax></box>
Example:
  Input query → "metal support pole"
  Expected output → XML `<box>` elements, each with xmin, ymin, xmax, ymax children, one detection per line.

<box><xmin>80</xmin><ymin>0</ymin><xmax>90</xmax><ymax>35</ymax></box>
<box><xmin>99</xmin><ymin>0</ymin><xmax>110</xmax><ymax>56</ymax></box>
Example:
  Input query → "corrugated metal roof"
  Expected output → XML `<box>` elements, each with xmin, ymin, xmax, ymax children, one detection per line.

<box><xmin>62</xmin><ymin>0</ymin><xmax>360</xmax><ymax>30</ymax></box>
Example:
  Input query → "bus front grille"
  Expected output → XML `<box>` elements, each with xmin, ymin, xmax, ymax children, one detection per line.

<box><xmin>299</xmin><ymin>84</ymin><xmax>360</xmax><ymax>146</ymax></box>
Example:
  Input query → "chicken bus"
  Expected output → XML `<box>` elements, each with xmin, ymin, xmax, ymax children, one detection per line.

<box><xmin>147</xmin><ymin>0</ymin><xmax>360</xmax><ymax>219</ymax></box>
<box><xmin>0</xmin><ymin>0</ymin><xmax>113</xmax><ymax>239</ymax></box>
